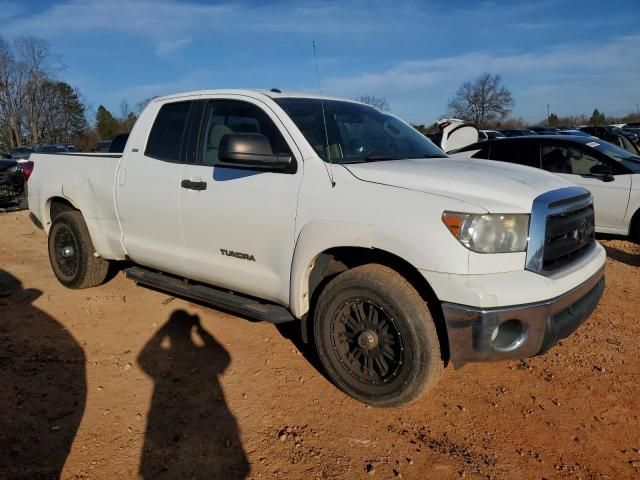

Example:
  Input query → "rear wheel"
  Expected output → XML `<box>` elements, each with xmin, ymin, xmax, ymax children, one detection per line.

<box><xmin>48</xmin><ymin>211</ymin><xmax>109</xmax><ymax>289</ymax></box>
<box><xmin>314</xmin><ymin>264</ymin><xmax>443</xmax><ymax>407</ymax></box>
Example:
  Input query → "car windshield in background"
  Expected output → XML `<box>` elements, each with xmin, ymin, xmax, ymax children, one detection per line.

<box><xmin>589</xmin><ymin>139</ymin><xmax>640</xmax><ymax>172</ymax></box>
<box><xmin>275</xmin><ymin>98</ymin><xmax>446</xmax><ymax>163</ymax></box>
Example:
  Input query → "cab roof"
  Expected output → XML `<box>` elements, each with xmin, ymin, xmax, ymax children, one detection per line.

<box><xmin>151</xmin><ymin>88</ymin><xmax>361</xmax><ymax>105</ymax></box>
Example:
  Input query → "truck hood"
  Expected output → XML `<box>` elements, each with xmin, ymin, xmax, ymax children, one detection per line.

<box><xmin>344</xmin><ymin>157</ymin><xmax>575</xmax><ymax>213</ymax></box>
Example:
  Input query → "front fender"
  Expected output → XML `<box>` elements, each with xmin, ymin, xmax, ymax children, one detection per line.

<box><xmin>289</xmin><ymin>220</ymin><xmax>373</xmax><ymax>318</ymax></box>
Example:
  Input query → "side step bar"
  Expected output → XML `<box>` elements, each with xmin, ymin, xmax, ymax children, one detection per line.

<box><xmin>125</xmin><ymin>266</ymin><xmax>295</xmax><ymax>324</ymax></box>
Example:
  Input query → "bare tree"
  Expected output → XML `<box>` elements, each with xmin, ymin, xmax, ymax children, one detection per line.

<box><xmin>135</xmin><ymin>96</ymin><xmax>157</xmax><ymax>114</ymax></box>
<box><xmin>0</xmin><ymin>35</ymin><xmax>86</xmax><ymax>148</ymax></box>
<box><xmin>119</xmin><ymin>99</ymin><xmax>137</xmax><ymax>131</ymax></box>
<box><xmin>18</xmin><ymin>36</ymin><xmax>54</xmax><ymax>145</ymax></box>
<box><xmin>447</xmin><ymin>73</ymin><xmax>514</xmax><ymax>128</ymax></box>
<box><xmin>355</xmin><ymin>95</ymin><xmax>390</xmax><ymax>111</ymax></box>
<box><xmin>0</xmin><ymin>37</ymin><xmax>24</xmax><ymax>146</ymax></box>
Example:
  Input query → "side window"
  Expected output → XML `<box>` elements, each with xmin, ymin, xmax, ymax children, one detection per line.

<box><xmin>489</xmin><ymin>141</ymin><xmax>539</xmax><ymax>167</ymax></box>
<box><xmin>145</xmin><ymin>101</ymin><xmax>191</xmax><ymax>162</ymax></box>
<box><xmin>541</xmin><ymin>144</ymin><xmax>605</xmax><ymax>175</ymax></box>
<box><xmin>200</xmin><ymin>100</ymin><xmax>291</xmax><ymax>166</ymax></box>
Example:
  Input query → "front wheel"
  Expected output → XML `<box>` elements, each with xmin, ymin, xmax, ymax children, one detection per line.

<box><xmin>48</xmin><ymin>211</ymin><xmax>109</xmax><ymax>289</ymax></box>
<box><xmin>313</xmin><ymin>264</ymin><xmax>443</xmax><ymax>407</ymax></box>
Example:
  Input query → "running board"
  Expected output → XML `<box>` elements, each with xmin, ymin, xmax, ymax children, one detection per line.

<box><xmin>124</xmin><ymin>266</ymin><xmax>295</xmax><ymax>324</ymax></box>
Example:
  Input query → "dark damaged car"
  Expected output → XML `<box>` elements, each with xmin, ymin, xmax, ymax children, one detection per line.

<box><xmin>0</xmin><ymin>158</ymin><xmax>27</xmax><ymax>207</ymax></box>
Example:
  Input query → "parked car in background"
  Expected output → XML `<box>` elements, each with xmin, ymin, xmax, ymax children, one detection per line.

<box><xmin>37</xmin><ymin>144</ymin><xmax>74</xmax><ymax>154</ymax></box>
<box><xmin>6</xmin><ymin>147</ymin><xmax>35</xmax><ymax>162</ymax></box>
<box><xmin>579</xmin><ymin>126</ymin><xmax>640</xmax><ymax>155</ymax></box>
<box><xmin>558</xmin><ymin>129</ymin><xmax>590</xmax><ymax>136</ymax></box>
<box><xmin>96</xmin><ymin>140</ymin><xmax>112</xmax><ymax>152</ymax></box>
<box><xmin>0</xmin><ymin>158</ymin><xmax>27</xmax><ymax>207</ymax></box>
<box><xmin>620</xmin><ymin>127</ymin><xmax>640</xmax><ymax>146</ymax></box>
<box><xmin>478</xmin><ymin>129</ymin><xmax>506</xmax><ymax>141</ymax></box>
<box><xmin>528</xmin><ymin>127</ymin><xmax>560</xmax><ymax>135</ymax></box>
<box><xmin>497</xmin><ymin>128</ymin><xmax>538</xmax><ymax>137</ymax></box>
<box><xmin>452</xmin><ymin>135</ymin><xmax>640</xmax><ymax>240</ymax></box>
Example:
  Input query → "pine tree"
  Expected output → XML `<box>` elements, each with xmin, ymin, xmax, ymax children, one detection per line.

<box><xmin>588</xmin><ymin>109</ymin><xmax>606</xmax><ymax>126</ymax></box>
<box><xmin>96</xmin><ymin>105</ymin><xmax>118</xmax><ymax>140</ymax></box>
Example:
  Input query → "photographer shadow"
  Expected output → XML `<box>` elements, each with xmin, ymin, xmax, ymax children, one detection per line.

<box><xmin>0</xmin><ymin>269</ymin><xmax>86</xmax><ymax>480</ymax></box>
<box><xmin>138</xmin><ymin>309</ymin><xmax>249</xmax><ymax>479</ymax></box>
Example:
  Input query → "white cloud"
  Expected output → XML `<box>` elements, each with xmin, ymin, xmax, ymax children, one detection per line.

<box><xmin>155</xmin><ymin>37</ymin><xmax>191</xmax><ymax>57</ymax></box>
<box><xmin>321</xmin><ymin>35</ymin><xmax>640</xmax><ymax>122</ymax></box>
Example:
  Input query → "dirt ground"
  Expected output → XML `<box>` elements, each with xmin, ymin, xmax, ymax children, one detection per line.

<box><xmin>1</xmin><ymin>209</ymin><xmax>639</xmax><ymax>480</ymax></box>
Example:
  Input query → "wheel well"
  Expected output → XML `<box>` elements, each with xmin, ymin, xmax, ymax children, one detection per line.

<box><xmin>49</xmin><ymin>197</ymin><xmax>78</xmax><ymax>223</ymax></box>
<box><xmin>305</xmin><ymin>247</ymin><xmax>449</xmax><ymax>363</ymax></box>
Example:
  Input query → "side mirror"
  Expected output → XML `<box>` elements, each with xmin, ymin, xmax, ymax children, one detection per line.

<box><xmin>218</xmin><ymin>133</ymin><xmax>292</xmax><ymax>171</ymax></box>
<box><xmin>589</xmin><ymin>164</ymin><xmax>614</xmax><ymax>182</ymax></box>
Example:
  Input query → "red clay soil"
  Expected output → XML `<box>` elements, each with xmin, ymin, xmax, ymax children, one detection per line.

<box><xmin>1</xmin><ymin>210</ymin><xmax>639</xmax><ymax>479</ymax></box>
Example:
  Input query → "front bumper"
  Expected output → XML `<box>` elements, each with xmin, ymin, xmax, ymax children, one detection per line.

<box><xmin>441</xmin><ymin>267</ymin><xmax>604</xmax><ymax>368</ymax></box>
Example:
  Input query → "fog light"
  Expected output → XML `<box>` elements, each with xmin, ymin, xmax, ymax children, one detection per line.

<box><xmin>491</xmin><ymin>319</ymin><xmax>526</xmax><ymax>351</ymax></box>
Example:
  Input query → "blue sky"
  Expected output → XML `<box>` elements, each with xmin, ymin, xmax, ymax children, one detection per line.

<box><xmin>1</xmin><ymin>0</ymin><xmax>639</xmax><ymax>124</ymax></box>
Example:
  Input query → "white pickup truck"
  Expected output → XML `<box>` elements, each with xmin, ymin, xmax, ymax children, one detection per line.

<box><xmin>28</xmin><ymin>89</ymin><xmax>606</xmax><ymax>407</ymax></box>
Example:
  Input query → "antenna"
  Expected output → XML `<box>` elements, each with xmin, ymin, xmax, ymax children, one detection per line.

<box><xmin>312</xmin><ymin>40</ymin><xmax>336</xmax><ymax>188</ymax></box>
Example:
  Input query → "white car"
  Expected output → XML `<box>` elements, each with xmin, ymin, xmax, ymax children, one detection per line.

<box><xmin>27</xmin><ymin>90</ymin><xmax>605</xmax><ymax>407</ymax></box>
<box><xmin>451</xmin><ymin>135</ymin><xmax>640</xmax><ymax>240</ymax></box>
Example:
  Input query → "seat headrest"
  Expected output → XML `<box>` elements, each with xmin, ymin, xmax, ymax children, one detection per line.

<box><xmin>208</xmin><ymin>124</ymin><xmax>233</xmax><ymax>149</ymax></box>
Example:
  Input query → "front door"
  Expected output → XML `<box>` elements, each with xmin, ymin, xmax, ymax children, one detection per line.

<box><xmin>540</xmin><ymin>141</ymin><xmax>631</xmax><ymax>230</ymax></box>
<box><xmin>179</xmin><ymin>97</ymin><xmax>302</xmax><ymax>305</ymax></box>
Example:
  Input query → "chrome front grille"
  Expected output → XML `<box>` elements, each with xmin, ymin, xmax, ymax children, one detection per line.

<box><xmin>526</xmin><ymin>187</ymin><xmax>595</xmax><ymax>275</ymax></box>
<box><xmin>543</xmin><ymin>204</ymin><xmax>595</xmax><ymax>270</ymax></box>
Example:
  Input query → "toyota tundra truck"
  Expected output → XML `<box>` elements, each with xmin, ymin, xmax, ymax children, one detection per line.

<box><xmin>28</xmin><ymin>89</ymin><xmax>606</xmax><ymax>407</ymax></box>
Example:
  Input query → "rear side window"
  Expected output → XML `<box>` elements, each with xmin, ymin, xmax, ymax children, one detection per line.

<box><xmin>145</xmin><ymin>101</ymin><xmax>192</xmax><ymax>162</ymax></box>
<box><xmin>489</xmin><ymin>141</ymin><xmax>539</xmax><ymax>168</ymax></box>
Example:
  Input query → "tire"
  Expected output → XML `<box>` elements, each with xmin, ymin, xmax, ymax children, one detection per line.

<box><xmin>48</xmin><ymin>211</ymin><xmax>109</xmax><ymax>289</ymax></box>
<box><xmin>313</xmin><ymin>264</ymin><xmax>443</xmax><ymax>407</ymax></box>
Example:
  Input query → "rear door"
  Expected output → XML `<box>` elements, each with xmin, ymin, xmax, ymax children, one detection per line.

<box><xmin>179</xmin><ymin>96</ymin><xmax>303</xmax><ymax>305</ymax></box>
<box><xmin>540</xmin><ymin>140</ymin><xmax>631</xmax><ymax>229</ymax></box>
<box><xmin>115</xmin><ymin>100</ymin><xmax>193</xmax><ymax>276</ymax></box>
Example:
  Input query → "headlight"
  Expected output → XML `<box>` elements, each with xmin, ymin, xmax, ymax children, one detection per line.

<box><xmin>442</xmin><ymin>212</ymin><xmax>530</xmax><ymax>253</ymax></box>
<box><xmin>8</xmin><ymin>165</ymin><xmax>19</xmax><ymax>173</ymax></box>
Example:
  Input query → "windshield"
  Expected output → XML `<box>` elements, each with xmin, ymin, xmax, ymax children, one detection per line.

<box><xmin>588</xmin><ymin>139</ymin><xmax>640</xmax><ymax>172</ymax></box>
<box><xmin>275</xmin><ymin>98</ymin><xmax>446</xmax><ymax>163</ymax></box>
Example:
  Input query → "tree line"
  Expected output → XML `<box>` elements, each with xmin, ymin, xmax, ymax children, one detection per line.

<box><xmin>0</xmin><ymin>36</ymin><xmax>88</xmax><ymax>149</ymax></box>
<box><xmin>360</xmin><ymin>73</ymin><xmax>639</xmax><ymax>133</ymax></box>
<box><xmin>0</xmin><ymin>35</ymin><xmax>150</xmax><ymax>152</ymax></box>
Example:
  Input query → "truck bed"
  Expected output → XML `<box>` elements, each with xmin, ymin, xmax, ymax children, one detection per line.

<box><xmin>28</xmin><ymin>152</ymin><xmax>126</xmax><ymax>260</ymax></box>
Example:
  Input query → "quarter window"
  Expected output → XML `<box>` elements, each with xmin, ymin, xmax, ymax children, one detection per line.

<box><xmin>145</xmin><ymin>101</ymin><xmax>192</xmax><ymax>162</ymax></box>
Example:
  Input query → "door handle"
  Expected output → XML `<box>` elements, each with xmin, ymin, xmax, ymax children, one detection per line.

<box><xmin>181</xmin><ymin>179</ymin><xmax>207</xmax><ymax>191</ymax></box>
